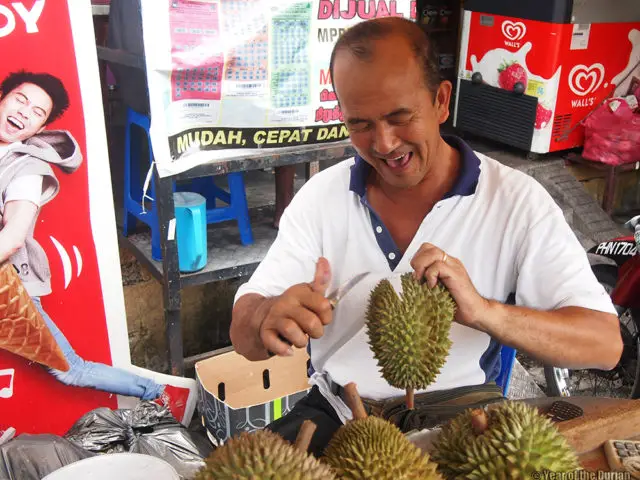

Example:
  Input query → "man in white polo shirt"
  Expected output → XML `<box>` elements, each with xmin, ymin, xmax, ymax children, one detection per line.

<box><xmin>230</xmin><ymin>17</ymin><xmax>622</xmax><ymax>455</ymax></box>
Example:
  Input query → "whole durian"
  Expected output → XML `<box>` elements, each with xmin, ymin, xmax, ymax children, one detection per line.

<box><xmin>323</xmin><ymin>383</ymin><xmax>442</xmax><ymax>479</ymax></box>
<box><xmin>324</xmin><ymin>415</ymin><xmax>443</xmax><ymax>479</ymax></box>
<box><xmin>366</xmin><ymin>273</ymin><xmax>456</xmax><ymax>407</ymax></box>
<box><xmin>431</xmin><ymin>401</ymin><xmax>581</xmax><ymax>479</ymax></box>
<box><xmin>196</xmin><ymin>427</ymin><xmax>336</xmax><ymax>480</ymax></box>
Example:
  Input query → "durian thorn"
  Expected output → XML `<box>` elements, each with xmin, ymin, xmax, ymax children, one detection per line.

<box><xmin>406</xmin><ymin>388</ymin><xmax>415</xmax><ymax>410</ymax></box>
<box><xmin>343</xmin><ymin>382</ymin><xmax>368</xmax><ymax>420</ymax></box>
<box><xmin>470</xmin><ymin>409</ymin><xmax>489</xmax><ymax>435</ymax></box>
<box><xmin>294</xmin><ymin>420</ymin><xmax>317</xmax><ymax>453</ymax></box>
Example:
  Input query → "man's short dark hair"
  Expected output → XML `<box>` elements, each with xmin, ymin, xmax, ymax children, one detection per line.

<box><xmin>329</xmin><ymin>17</ymin><xmax>442</xmax><ymax>98</ymax></box>
<box><xmin>0</xmin><ymin>70</ymin><xmax>70</xmax><ymax>124</ymax></box>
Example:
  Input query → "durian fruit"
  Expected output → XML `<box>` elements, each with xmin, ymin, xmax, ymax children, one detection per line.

<box><xmin>431</xmin><ymin>401</ymin><xmax>581</xmax><ymax>479</ymax></box>
<box><xmin>323</xmin><ymin>382</ymin><xmax>442</xmax><ymax>479</ymax></box>
<box><xmin>366</xmin><ymin>273</ymin><xmax>456</xmax><ymax>408</ymax></box>
<box><xmin>196</xmin><ymin>420</ymin><xmax>336</xmax><ymax>480</ymax></box>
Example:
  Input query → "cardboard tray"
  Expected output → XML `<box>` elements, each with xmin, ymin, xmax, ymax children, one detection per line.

<box><xmin>196</xmin><ymin>347</ymin><xmax>311</xmax><ymax>445</ymax></box>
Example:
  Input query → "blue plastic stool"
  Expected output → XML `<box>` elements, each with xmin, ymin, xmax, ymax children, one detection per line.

<box><xmin>122</xmin><ymin>108</ymin><xmax>253</xmax><ymax>261</ymax></box>
<box><xmin>496</xmin><ymin>345</ymin><xmax>517</xmax><ymax>396</ymax></box>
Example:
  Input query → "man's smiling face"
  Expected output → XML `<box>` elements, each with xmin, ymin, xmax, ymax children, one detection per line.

<box><xmin>333</xmin><ymin>33</ymin><xmax>449</xmax><ymax>190</ymax></box>
<box><xmin>0</xmin><ymin>82</ymin><xmax>53</xmax><ymax>145</ymax></box>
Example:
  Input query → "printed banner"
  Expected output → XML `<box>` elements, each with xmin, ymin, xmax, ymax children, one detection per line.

<box><xmin>0</xmin><ymin>0</ymin><xmax>196</xmax><ymax>435</ymax></box>
<box><xmin>141</xmin><ymin>0</ymin><xmax>416</xmax><ymax>177</ymax></box>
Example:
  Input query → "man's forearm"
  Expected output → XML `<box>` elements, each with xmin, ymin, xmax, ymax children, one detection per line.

<box><xmin>476</xmin><ymin>302</ymin><xmax>622</xmax><ymax>370</ymax></box>
<box><xmin>230</xmin><ymin>293</ymin><xmax>276</xmax><ymax>361</ymax></box>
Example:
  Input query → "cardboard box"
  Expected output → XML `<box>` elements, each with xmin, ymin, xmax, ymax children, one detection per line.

<box><xmin>196</xmin><ymin>348</ymin><xmax>311</xmax><ymax>446</ymax></box>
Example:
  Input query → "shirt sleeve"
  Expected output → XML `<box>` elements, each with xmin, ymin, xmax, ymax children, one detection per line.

<box><xmin>4</xmin><ymin>175</ymin><xmax>44</xmax><ymax>208</ymax></box>
<box><xmin>234</xmin><ymin>178</ymin><xmax>324</xmax><ymax>303</ymax></box>
<box><xmin>514</xmin><ymin>191</ymin><xmax>617</xmax><ymax>315</ymax></box>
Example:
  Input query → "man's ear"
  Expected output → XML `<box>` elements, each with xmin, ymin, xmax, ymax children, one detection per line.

<box><xmin>435</xmin><ymin>81</ymin><xmax>453</xmax><ymax>124</ymax></box>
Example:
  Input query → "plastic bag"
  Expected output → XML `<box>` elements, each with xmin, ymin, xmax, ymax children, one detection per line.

<box><xmin>0</xmin><ymin>434</ymin><xmax>95</xmax><ymax>480</ymax></box>
<box><xmin>65</xmin><ymin>402</ymin><xmax>212</xmax><ymax>479</ymax></box>
<box><xmin>582</xmin><ymin>98</ymin><xmax>640</xmax><ymax>166</ymax></box>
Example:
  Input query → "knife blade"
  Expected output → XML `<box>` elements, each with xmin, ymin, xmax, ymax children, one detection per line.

<box><xmin>326</xmin><ymin>272</ymin><xmax>370</xmax><ymax>308</ymax></box>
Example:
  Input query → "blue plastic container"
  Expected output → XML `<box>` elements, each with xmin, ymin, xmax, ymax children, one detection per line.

<box><xmin>174</xmin><ymin>192</ymin><xmax>207</xmax><ymax>272</ymax></box>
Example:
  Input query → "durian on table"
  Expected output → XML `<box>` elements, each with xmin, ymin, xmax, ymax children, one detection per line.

<box><xmin>196</xmin><ymin>420</ymin><xmax>336</xmax><ymax>480</ymax></box>
<box><xmin>323</xmin><ymin>382</ymin><xmax>443</xmax><ymax>479</ymax></box>
<box><xmin>366</xmin><ymin>272</ymin><xmax>456</xmax><ymax>409</ymax></box>
<box><xmin>431</xmin><ymin>401</ymin><xmax>581</xmax><ymax>479</ymax></box>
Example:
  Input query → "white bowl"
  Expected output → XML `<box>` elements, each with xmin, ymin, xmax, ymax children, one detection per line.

<box><xmin>42</xmin><ymin>453</ymin><xmax>180</xmax><ymax>480</ymax></box>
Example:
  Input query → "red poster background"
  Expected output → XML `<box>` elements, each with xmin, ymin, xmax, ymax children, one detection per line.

<box><xmin>0</xmin><ymin>0</ymin><xmax>117</xmax><ymax>434</ymax></box>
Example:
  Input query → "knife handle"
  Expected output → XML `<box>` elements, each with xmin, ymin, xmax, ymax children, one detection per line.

<box><xmin>267</xmin><ymin>334</ymin><xmax>293</xmax><ymax>357</ymax></box>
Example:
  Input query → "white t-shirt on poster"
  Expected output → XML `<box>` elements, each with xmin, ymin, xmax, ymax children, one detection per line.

<box><xmin>5</xmin><ymin>175</ymin><xmax>44</xmax><ymax>208</ymax></box>
<box><xmin>0</xmin><ymin>142</ymin><xmax>21</xmax><ymax>159</ymax></box>
<box><xmin>1</xmin><ymin>142</ymin><xmax>43</xmax><ymax>208</ymax></box>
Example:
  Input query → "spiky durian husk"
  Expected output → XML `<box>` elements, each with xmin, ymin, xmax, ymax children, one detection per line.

<box><xmin>323</xmin><ymin>416</ymin><xmax>442</xmax><ymax>479</ymax></box>
<box><xmin>431</xmin><ymin>401</ymin><xmax>581</xmax><ymax>479</ymax></box>
<box><xmin>365</xmin><ymin>273</ymin><xmax>455</xmax><ymax>390</ymax></box>
<box><xmin>196</xmin><ymin>429</ymin><xmax>336</xmax><ymax>480</ymax></box>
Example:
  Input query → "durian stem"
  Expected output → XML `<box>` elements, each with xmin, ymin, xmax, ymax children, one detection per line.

<box><xmin>294</xmin><ymin>420</ymin><xmax>317</xmax><ymax>453</ymax></box>
<box><xmin>406</xmin><ymin>388</ymin><xmax>415</xmax><ymax>410</ymax></box>
<box><xmin>470</xmin><ymin>409</ymin><xmax>489</xmax><ymax>435</ymax></box>
<box><xmin>343</xmin><ymin>382</ymin><xmax>368</xmax><ymax>420</ymax></box>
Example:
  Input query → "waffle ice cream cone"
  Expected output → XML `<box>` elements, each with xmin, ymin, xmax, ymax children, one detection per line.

<box><xmin>0</xmin><ymin>263</ymin><xmax>69</xmax><ymax>371</ymax></box>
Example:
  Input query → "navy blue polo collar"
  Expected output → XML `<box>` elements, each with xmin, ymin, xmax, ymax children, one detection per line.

<box><xmin>348</xmin><ymin>135</ymin><xmax>481</xmax><ymax>199</ymax></box>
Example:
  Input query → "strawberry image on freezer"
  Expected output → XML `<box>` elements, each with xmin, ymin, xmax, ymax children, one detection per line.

<box><xmin>498</xmin><ymin>61</ymin><xmax>528</xmax><ymax>91</ymax></box>
<box><xmin>535</xmin><ymin>103</ymin><xmax>553</xmax><ymax>130</ymax></box>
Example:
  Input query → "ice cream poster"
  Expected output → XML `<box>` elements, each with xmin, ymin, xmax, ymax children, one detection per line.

<box><xmin>0</xmin><ymin>0</ymin><xmax>197</xmax><ymax>435</ymax></box>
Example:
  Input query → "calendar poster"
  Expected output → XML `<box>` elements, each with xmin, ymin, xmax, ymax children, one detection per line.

<box><xmin>0</xmin><ymin>0</ymin><xmax>196</xmax><ymax>436</ymax></box>
<box><xmin>141</xmin><ymin>0</ymin><xmax>416</xmax><ymax>177</ymax></box>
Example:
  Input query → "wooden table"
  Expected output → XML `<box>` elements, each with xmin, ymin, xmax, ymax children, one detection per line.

<box><xmin>525</xmin><ymin>396</ymin><xmax>640</xmax><ymax>472</ymax></box>
<box><xmin>565</xmin><ymin>153</ymin><xmax>640</xmax><ymax>215</ymax></box>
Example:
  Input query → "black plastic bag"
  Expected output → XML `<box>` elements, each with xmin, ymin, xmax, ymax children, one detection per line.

<box><xmin>65</xmin><ymin>402</ymin><xmax>211</xmax><ymax>479</ymax></box>
<box><xmin>0</xmin><ymin>434</ymin><xmax>95</xmax><ymax>480</ymax></box>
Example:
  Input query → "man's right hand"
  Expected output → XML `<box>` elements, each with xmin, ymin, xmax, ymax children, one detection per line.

<box><xmin>259</xmin><ymin>257</ymin><xmax>333</xmax><ymax>357</ymax></box>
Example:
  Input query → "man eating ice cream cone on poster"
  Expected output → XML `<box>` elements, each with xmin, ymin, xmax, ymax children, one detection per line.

<box><xmin>0</xmin><ymin>70</ymin><xmax>189</xmax><ymax>421</ymax></box>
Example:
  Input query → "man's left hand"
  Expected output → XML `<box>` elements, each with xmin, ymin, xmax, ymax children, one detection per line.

<box><xmin>410</xmin><ymin>243</ymin><xmax>492</xmax><ymax>329</ymax></box>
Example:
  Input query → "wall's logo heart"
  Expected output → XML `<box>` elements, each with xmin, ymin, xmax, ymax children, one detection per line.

<box><xmin>568</xmin><ymin>64</ymin><xmax>606</xmax><ymax>96</ymax></box>
<box><xmin>501</xmin><ymin>20</ymin><xmax>526</xmax><ymax>41</ymax></box>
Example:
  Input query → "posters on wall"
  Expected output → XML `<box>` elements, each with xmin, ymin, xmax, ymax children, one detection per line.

<box><xmin>0</xmin><ymin>0</ymin><xmax>197</xmax><ymax>435</ymax></box>
<box><xmin>140</xmin><ymin>0</ymin><xmax>417</xmax><ymax>177</ymax></box>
